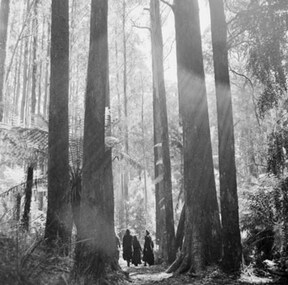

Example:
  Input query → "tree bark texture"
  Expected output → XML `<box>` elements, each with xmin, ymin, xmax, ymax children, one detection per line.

<box><xmin>209</xmin><ymin>0</ymin><xmax>242</xmax><ymax>273</ymax></box>
<box><xmin>168</xmin><ymin>0</ymin><xmax>221</xmax><ymax>274</ymax></box>
<box><xmin>0</xmin><ymin>0</ymin><xmax>10</xmax><ymax>122</ymax></box>
<box><xmin>73</xmin><ymin>0</ymin><xmax>118</xmax><ymax>282</ymax></box>
<box><xmin>150</xmin><ymin>0</ymin><xmax>176</xmax><ymax>264</ymax></box>
<box><xmin>44</xmin><ymin>0</ymin><xmax>72</xmax><ymax>252</ymax></box>
<box><xmin>175</xmin><ymin>203</ymin><xmax>185</xmax><ymax>251</ymax></box>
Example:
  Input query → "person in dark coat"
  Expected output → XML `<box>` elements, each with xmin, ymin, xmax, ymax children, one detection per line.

<box><xmin>132</xmin><ymin>236</ymin><xmax>142</xmax><ymax>266</ymax></box>
<box><xmin>142</xmin><ymin>230</ymin><xmax>154</xmax><ymax>266</ymax></box>
<box><xmin>122</xmin><ymin>229</ymin><xmax>133</xmax><ymax>267</ymax></box>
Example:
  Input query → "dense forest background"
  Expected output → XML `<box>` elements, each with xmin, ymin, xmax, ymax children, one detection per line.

<box><xmin>0</xmin><ymin>0</ymin><xmax>288</xmax><ymax>284</ymax></box>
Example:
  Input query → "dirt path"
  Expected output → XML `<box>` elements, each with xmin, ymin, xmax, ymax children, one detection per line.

<box><xmin>121</xmin><ymin>265</ymin><xmax>172</xmax><ymax>284</ymax></box>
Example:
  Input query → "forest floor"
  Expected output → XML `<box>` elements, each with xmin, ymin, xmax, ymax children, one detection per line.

<box><xmin>0</xmin><ymin>232</ymin><xmax>287</xmax><ymax>285</ymax></box>
<box><xmin>119</xmin><ymin>258</ymin><xmax>286</xmax><ymax>285</ymax></box>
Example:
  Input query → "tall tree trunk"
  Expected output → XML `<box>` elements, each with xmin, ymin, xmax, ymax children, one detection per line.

<box><xmin>37</xmin><ymin>15</ymin><xmax>45</xmax><ymax>115</ymax></box>
<box><xmin>44</xmin><ymin>0</ymin><xmax>71</xmax><ymax>253</ymax></box>
<box><xmin>168</xmin><ymin>0</ymin><xmax>221</xmax><ymax>274</ymax></box>
<box><xmin>15</xmin><ymin>33</ymin><xmax>24</xmax><ymax>119</ymax></box>
<box><xmin>114</xmin><ymin>28</ymin><xmax>125</xmax><ymax>231</ymax></box>
<box><xmin>153</xmin><ymin>70</ymin><xmax>165</xmax><ymax>258</ymax></box>
<box><xmin>43</xmin><ymin>21</ymin><xmax>50</xmax><ymax>119</ymax></box>
<box><xmin>25</xmin><ymin>30</ymin><xmax>33</xmax><ymax>126</ymax></box>
<box><xmin>12</xmin><ymin>42</ymin><xmax>20</xmax><ymax>122</ymax></box>
<box><xmin>122</xmin><ymin>0</ymin><xmax>129</xmax><ymax>228</ymax></box>
<box><xmin>140</xmin><ymin>74</ymin><xmax>148</xmax><ymax>218</ymax></box>
<box><xmin>209</xmin><ymin>0</ymin><xmax>242</xmax><ymax>273</ymax></box>
<box><xmin>150</xmin><ymin>0</ymin><xmax>176</xmax><ymax>264</ymax></box>
<box><xmin>22</xmin><ymin>166</ymin><xmax>33</xmax><ymax>231</ymax></box>
<box><xmin>0</xmin><ymin>0</ymin><xmax>10</xmax><ymax>122</ymax></box>
<box><xmin>73</xmin><ymin>0</ymin><xmax>118</xmax><ymax>282</ymax></box>
<box><xmin>20</xmin><ymin>0</ymin><xmax>30</xmax><ymax>124</ymax></box>
<box><xmin>31</xmin><ymin>0</ymin><xmax>39</xmax><ymax>124</ymax></box>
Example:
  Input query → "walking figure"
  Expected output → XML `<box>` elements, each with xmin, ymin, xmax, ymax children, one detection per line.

<box><xmin>122</xmin><ymin>229</ymin><xmax>133</xmax><ymax>267</ymax></box>
<box><xmin>132</xmin><ymin>236</ymin><xmax>142</xmax><ymax>266</ymax></box>
<box><xmin>143</xmin><ymin>230</ymin><xmax>154</xmax><ymax>266</ymax></box>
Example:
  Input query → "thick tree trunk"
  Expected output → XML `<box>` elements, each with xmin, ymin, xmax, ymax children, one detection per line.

<box><xmin>44</xmin><ymin>0</ymin><xmax>72</xmax><ymax>253</ymax></box>
<box><xmin>150</xmin><ymin>0</ymin><xmax>176</xmax><ymax>264</ymax></box>
<box><xmin>73</xmin><ymin>0</ymin><xmax>118</xmax><ymax>282</ymax></box>
<box><xmin>0</xmin><ymin>0</ymin><xmax>10</xmax><ymax>122</ymax></box>
<box><xmin>22</xmin><ymin>166</ymin><xmax>33</xmax><ymax>231</ymax></box>
<box><xmin>209</xmin><ymin>0</ymin><xmax>242</xmax><ymax>273</ymax></box>
<box><xmin>168</xmin><ymin>0</ymin><xmax>221</xmax><ymax>274</ymax></box>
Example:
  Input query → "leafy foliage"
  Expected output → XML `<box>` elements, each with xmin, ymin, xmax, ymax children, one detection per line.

<box><xmin>0</xmin><ymin>123</ymin><xmax>48</xmax><ymax>167</ymax></box>
<box><xmin>240</xmin><ymin>173</ymin><xmax>288</xmax><ymax>269</ymax></box>
<box><xmin>228</xmin><ymin>0</ymin><xmax>288</xmax><ymax>117</ymax></box>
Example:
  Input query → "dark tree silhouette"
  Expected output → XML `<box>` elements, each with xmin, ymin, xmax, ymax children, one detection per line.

<box><xmin>167</xmin><ymin>0</ymin><xmax>221</xmax><ymax>274</ymax></box>
<box><xmin>209</xmin><ymin>0</ymin><xmax>242</xmax><ymax>273</ymax></box>
<box><xmin>22</xmin><ymin>166</ymin><xmax>33</xmax><ymax>231</ymax></box>
<box><xmin>73</xmin><ymin>0</ymin><xmax>118</xmax><ymax>282</ymax></box>
<box><xmin>44</xmin><ymin>0</ymin><xmax>72</xmax><ymax>252</ymax></box>
<box><xmin>150</xmin><ymin>0</ymin><xmax>176</xmax><ymax>264</ymax></box>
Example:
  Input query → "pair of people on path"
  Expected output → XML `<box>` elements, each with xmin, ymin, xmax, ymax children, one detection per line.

<box><xmin>122</xmin><ymin>229</ymin><xmax>154</xmax><ymax>267</ymax></box>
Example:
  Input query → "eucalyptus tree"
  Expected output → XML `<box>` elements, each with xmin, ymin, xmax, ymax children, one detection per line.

<box><xmin>73</xmin><ymin>0</ymin><xmax>118</xmax><ymax>282</ymax></box>
<box><xmin>209</xmin><ymin>0</ymin><xmax>242</xmax><ymax>273</ymax></box>
<box><xmin>150</xmin><ymin>0</ymin><xmax>176</xmax><ymax>264</ymax></box>
<box><xmin>165</xmin><ymin>0</ymin><xmax>221</xmax><ymax>274</ymax></box>
<box><xmin>44</xmin><ymin>0</ymin><xmax>71</xmax><ymax>251</ymax></box>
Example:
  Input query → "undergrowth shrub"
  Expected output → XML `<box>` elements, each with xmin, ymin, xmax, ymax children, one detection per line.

<box><xmin>0</xmin><ymin>214</ymin><xmax>73</xmax><ymax>285</ymax></box>
<box><xmin>240</xmin><ymin>174</ymin><xmax>288</xmax><ymax>272</ymax></box>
